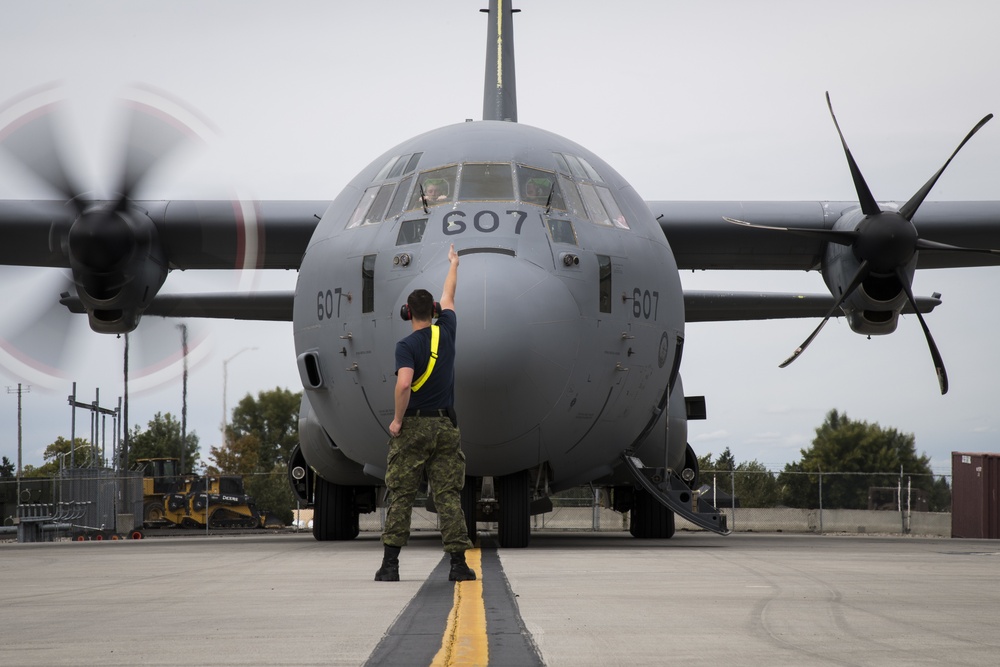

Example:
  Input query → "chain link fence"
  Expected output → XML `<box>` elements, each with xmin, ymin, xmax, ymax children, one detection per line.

<box><xmin>4</xmin><ymin>469</ymin><xmax>954</xmax><ymax>540</ymax></box>
<box><xmin>1</xmin><ymin>468</ymin><xmax>144</xmax><ymax>540</ymax></box>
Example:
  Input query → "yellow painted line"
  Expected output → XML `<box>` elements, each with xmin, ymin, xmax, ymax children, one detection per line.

<box><xmin>431</xmin><ymin>549</ymin><xmax>487</xmax><ymax>666</ymax></box>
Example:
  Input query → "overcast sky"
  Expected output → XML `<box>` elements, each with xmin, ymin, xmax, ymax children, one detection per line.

<box><xmin>2</xmin><ymin>1</ymin><xmax>999</xmax><ymax>476</ymax></box>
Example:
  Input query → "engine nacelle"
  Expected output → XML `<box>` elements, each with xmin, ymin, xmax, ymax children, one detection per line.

<box><xmin>66</xmin><ymin>204</ymin><xmax>169</xmax><ymax>334</ymax></box>
<box><xmin>821</xmin><ymin>210</ymin><xmax>917</xmax><ymax>336</ymax></box>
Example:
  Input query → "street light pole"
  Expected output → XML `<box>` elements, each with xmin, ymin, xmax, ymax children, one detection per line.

<box><xmin>221</xmin><ymin>347</ymin><xmax>257</xmax><ymax>447</ymax></box>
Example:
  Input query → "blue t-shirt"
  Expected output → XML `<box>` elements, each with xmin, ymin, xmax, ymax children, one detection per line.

<box><xmin>395</xmin><ymin>309</ymin><xmax>456</xmax><ymax>411</ymax></box>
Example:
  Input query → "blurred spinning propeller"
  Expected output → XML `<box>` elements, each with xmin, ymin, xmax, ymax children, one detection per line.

<box><xmin>0</xmin><ymin>87</ymin><xmax>213</xmax><ymax>390</ymax></box>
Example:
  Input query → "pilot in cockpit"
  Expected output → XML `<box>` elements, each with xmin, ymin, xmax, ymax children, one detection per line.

<box><xmin>524</xmin><ymin>177</ymin><xmax>552</xmax><ymax>205</ymax></box>
<box><xmin>422</xmin><ymin>178</ymin><xmax>450</xmax><ymax>205</ymax></box>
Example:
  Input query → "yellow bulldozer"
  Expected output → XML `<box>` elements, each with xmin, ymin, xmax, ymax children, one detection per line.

<box><xmin>139</xmin><ymin>458</ymin><xmax>282</xmax><ymax>529</ymax></box>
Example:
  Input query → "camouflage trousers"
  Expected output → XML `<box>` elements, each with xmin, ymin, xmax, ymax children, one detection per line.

<box><xmin>382</xmin><ymin>416</ymin><xmax>474</xmax><ymax>553</ymax></box>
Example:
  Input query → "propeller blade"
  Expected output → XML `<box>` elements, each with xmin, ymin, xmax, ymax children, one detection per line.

<box><xmin>826</xmin><ymin>92</ymin><xmax>881</xmax><ymax>217</ymax></box>
<box><xmin>899</xmin><ymin>113</ymin><xmax>993</xmax><ymax>222</ymax></box>
<box><xmin>115</xmin><ymin>101</ymin><xmax>191</xmax><ymax>205</ymax></box>
<box><xmin>0</xmin><ymin>269</ymin><xmax>85</xmax><ymax>378</ymax></box>
<box><xmin>0</xmin><ymin>103</ymin><xmax>84</xmax><ymax>216</ymax></box>
<box><xmin>780</xmin><ymin>260</ymin><xmax>870</xmax><ymax>368</ymax></box>
<box><xmin>895</xmin><ymin>268</ymin><xmax>948</xmax><ymax>394</ymax></box>
<box><xmin>723</xmin><ymin>216</ymin><xmax>858</xmax><ymax>247</ymax></box>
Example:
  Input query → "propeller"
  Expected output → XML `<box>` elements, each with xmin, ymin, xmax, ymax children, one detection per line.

<box><xmin>12</xmin><ymin>101</ymin><xmax>187</xmax><ymax>285</ymax></box>
<box><xmin>726</xmin><ymin>93</ymin><xmax>997</xmax><ymax>394</ymax></box>
<box><xmin>0</xmin><ymin>91</ymin><xmax>208</xmax><ymax>390</ymax></box>
<box><xmin>0</xmin><ymin>91</ymin><xmax>198</xmax><ymax>329</ymax></box>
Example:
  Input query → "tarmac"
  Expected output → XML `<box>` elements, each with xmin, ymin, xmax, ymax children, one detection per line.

<box><xmin>2</xmin><ymin>530</ymin><xmax>999</xmax><ymax>666</ymax></box>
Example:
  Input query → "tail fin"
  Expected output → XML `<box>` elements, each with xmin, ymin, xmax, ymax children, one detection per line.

<box><xmin>482</xmin><ymin>0</ymin><xmax>518</xmax><ymax>122</ymax></box>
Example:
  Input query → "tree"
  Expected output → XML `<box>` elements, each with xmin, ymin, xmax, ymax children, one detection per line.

<box><xmin>210</xmin><ymin>434</ymin><xmax>260</xmax><ymax>476</ymax></box>
<box><xmin>699</xmin><ymin>447</ymin><xmax>781</xmax><ymax>508</ymax></box>
<box><xmin>778</xmin><ymin>409</ymin><xmax>938</xmax><ymax>510</ymax></box>
<box><xmin>127</xmin><ymin>412</ymin><xmax>200</xmax><ymax>473</ymax></box>
<box><xmin>226</xmin><ymin>387</ymin><xmax>300</xmax><ymax>470</ymax></box>
<box><xmin>211</xmin><ymin>388</ymin><xmax>301</xmax><ymax>524</ymax></box>
<box><xmin>1</xmin><ymin>455</ymin><xmax>15</xmax><ymax>478</ymax></box>
<box><xmin>21</xmin><ymin>437</ymin><xmax>95</xmax><ymax>478</ymax></box>
<box><xmin>929</xmin><ymin>475</ymin><xmax>952</xmax><ymax>512</ymax></box>
<box><xmin>245</xmin><ymin>463</ymin><xmax>295</xmax><ymax>525</ymax></box>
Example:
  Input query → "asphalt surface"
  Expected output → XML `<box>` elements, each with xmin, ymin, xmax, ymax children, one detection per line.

<box><xmin>2</xmin><ymin>530</ymin><xmax>999</xmax><ymax>666</ymax></box>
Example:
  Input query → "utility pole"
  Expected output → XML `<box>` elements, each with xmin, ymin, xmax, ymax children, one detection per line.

<box><xmin>6</xmin><ymin>384</ymin><xmax>30</xmax><ymax>507</ymax></box>
<box><xmin>122</xmin><ymin>334</ymin><xmax>129</xmax><ymax>471</ymax></box>
<box><xmin>177</xmin><ymin>324</ymin><xmax>188</xmax><ymax>473</ymax></box>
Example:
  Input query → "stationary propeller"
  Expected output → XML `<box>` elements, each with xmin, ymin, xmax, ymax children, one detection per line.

<box><xmin>726</xmin><ymin>93</ymin><xmax>999</xmax><ymax>394</ymax></box>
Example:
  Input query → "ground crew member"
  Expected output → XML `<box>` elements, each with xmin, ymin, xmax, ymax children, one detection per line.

<box><xmin>375</xmin><ymin>243</ymin><xmax>476</xmax><ymax>582</ymax></box>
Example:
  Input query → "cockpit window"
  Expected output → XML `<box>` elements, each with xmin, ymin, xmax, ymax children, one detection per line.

<box><xmin>457</xmin><ymin>163</ymin><xmax>514</xmax><ymax>201</ymax></box>
<box><xmin>349</xmin><ymin>153</ymin><xmax>426</xmax><ymax>229</ymax></box>
<box><xmin>562</xmin><ymin>154</ymin><xmax>590</xmax><ymax>181</ymax></box>
<box><xmin>552</xmin><ymin>152</ymin><xmax>630</xmax><ymax>230</ymax></box>
<box><xmin>385</xmin><ymin>175</ymin><xmax>413</xmax><ymax>220</ymax></box>
<box><xmin>553</xmin><ymin>153</ymin><xmax>571</xmax><ymax>176</ymax></box>
<box><xmin>576</xmin><ymin>155</ymin><xmax>603</xmax><ymax>183</ymax></box>
<box><xmin>547</xmin><ymin>218</ymin><xmax>577</xmax><ymax>245</ymax></box>
<box><xmin>387</xmin><ymin>156</ymin><xmax>409</xmax><ymax>180</ymax></box>
<box><xmin>402</xmin><ymin>152</ymin><xmax>423</xmax><ymax>175</ymax></box>
<box><xmin>558</xmin><ymin>174</ymin><xmax>587</xmax><ymax>220</ymax></box>
<box><xmin>578</xmin><ymin>183</ymin><xmax>612</xmax><ymax>226</ymax></box>
<box><xmin>396</xmin><ymin>218</ymin><xmax>427</xmax><ymax>246</ymax></box>
<box><xmin>364</xmin><ymin>183</ymin><xmax>395</xmax><ymax>225</ymax></box>
<box><xmin>596</xmin><ymin>186</ymin><xmax>629</xmax><ymax>229</ymax></box>
<box><xmin>376</xmin><ymin>152</ymin><xmax>423</xmax><ymax>181</ymax></box>
<box><xmin>407</xmin><ymin>165</ymin><xmax>458</xmax><ymax>210</ymax></box>
<box><xmin>347</xmin><ymin>186</ymin><xmax>379</xmax><ymax>229</ymax></box>
<box><xmin>516</xmin><ymin>165</ymin><xmax>563</xmax><ymax>210</ymax></box>
<box><xmin>373</xmin><ymin>157</ymin><xmax>399</xmax><ymax>182</ymax></box>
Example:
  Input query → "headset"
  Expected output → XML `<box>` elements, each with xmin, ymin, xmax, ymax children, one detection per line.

<box><xmin>400</xmin><ymin>301</ymin><xmax>442</xmax><ymax>321</ymax></box>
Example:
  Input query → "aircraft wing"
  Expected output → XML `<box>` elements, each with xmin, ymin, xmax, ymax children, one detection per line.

<box><xmin>651</xmin><ymin>200</ymin><xmax>1000</xmax><ymax>270</ymax></box>
<box><xmin>107</xmin><ymin>289</ymin><xmax>938</xmax><ymax>326</ymax></box>
<box><xmin>0</xmin><ymin>199</ymin><xmax>326</xmax><ymax>270</ymax></box>
<box><xmin>684</xmin><ymin>290</ymin><xmax>940</xmax><ymax>323</ymax></box>
<box><xmin>60</xmin><ymin>290</ymin><xmax>295</xmax><ymax>321</ymax></box>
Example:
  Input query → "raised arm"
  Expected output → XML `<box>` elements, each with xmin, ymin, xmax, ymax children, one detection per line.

<box><xmin>439</xmin><ymin>244</ymin><xmax>459</xmax><ymax>311</ymax></box>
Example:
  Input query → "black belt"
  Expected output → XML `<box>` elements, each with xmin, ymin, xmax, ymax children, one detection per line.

<box><xmin>404</xmin><ymin>408</ymin><xmax>449</xmax><ymax>418</ymax></box>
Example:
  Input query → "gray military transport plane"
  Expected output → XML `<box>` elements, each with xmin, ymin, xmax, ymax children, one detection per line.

<box><xmin>2</xmin><ymin>1</ymin><xmax>1000</xmax><ymax>548</ymax></box>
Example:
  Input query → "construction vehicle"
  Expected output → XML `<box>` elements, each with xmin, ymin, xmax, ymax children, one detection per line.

<box><xmin>138</xmin><ymin>458</ymin><xmax>282</xmax><ymax>529</ymax></box>
<box><xmin>139</xmin><ymin>458</ymin><xmax>186</xmax><ymax>525</ymax></box>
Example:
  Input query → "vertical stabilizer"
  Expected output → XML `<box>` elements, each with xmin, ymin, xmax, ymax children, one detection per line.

<box><xmin>482</xmin><ymin>0</ymin><xmax>518</xmax><ymax>122</ymax></box>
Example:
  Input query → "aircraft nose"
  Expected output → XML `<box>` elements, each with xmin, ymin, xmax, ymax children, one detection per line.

<box><xmin>453</xmin><ymin>252</ymin><xmax>582</xmax><ymax>446</ymax></box>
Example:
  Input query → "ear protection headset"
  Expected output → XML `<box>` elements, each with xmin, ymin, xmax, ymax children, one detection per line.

<box><xmin>400</xmin><ymin>301</ymin><xmax>442</xmax><ymax>321</ymax></box>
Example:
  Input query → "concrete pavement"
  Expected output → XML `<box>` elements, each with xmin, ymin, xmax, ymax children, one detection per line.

<box><xmin>2</xmin><ymin>531</ymin><xmax>998</xmax><ymax>666</ymax></box>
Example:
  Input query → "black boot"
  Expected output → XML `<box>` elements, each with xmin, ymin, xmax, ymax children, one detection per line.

<box><xmin>375</xmin><ymin>545</ymin><xmax>401</xmax><ymax>582</ymax></box>
<box><xmin>448</xmin><ymin>551</ymin><xmax>476</xmax><ymax>582</ymax></box>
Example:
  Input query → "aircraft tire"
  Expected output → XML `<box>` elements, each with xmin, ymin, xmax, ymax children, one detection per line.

<box><xmin>461</xmin><ymin>475</ymin><xmax>479</xmax><ymax>546</ymax></box>
<box><xmin>497</xmin><ymin>470</ymin><xmax>530</xmax><ymax>548</ymax></box>
<box><xmin>313</xmin><ymin>476</ymin><xmax>360</xmax><ymax>541</ymax></box>
<box><xmin>629</xmin><ymin>488</ymin><xmax>676</xmax><ymax>539</ymax></box>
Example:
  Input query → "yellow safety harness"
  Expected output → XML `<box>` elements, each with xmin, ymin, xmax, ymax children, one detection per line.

<box><xmin>410</xmin><ymin>325</ymin><xmax>439</xmax><ymax>392</ymax></box>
